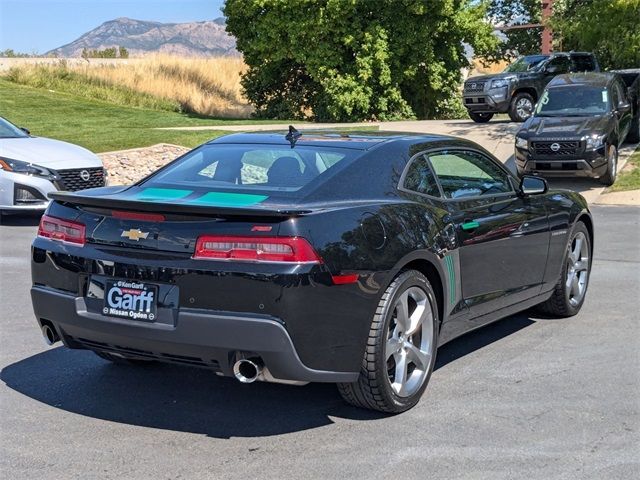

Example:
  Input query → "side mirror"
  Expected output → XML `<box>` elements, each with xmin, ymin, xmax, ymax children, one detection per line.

<box><xmin>519</xmin><ymin>175</ymin><xmax>548</xmax><ymax>196</ymax></box>
<box><xmin>545</xmin><ymin>65</ymin><xmax>559</xmax><ymax>74</ymax></box>
<box><xmin>20</xmin><ymin>127</ymin><xmax>30</xmax><ymax>135</ymax></box>
<box><xmin>617</xmin><ymin>101</ymin><xmax>632</xmax><ymax>113</ymax></box>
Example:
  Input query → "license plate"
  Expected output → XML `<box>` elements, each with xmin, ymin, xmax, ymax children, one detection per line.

<box><xmin>103</xmin><ymin>279</ymin><xmax>158</xmax><ymax>321</ymax></box>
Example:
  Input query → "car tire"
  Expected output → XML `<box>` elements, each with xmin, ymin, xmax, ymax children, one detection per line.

<box><xmin>508</xmin><ymin>92</ymin><xmax>535</xmax><ymax>122</ymax></box>
<box><xmin>598</xmin><ymin>144</ymin><xmax>618</xmax><ymax>186</ymax></box>
<box><xmin>337</xmin><ymin>270</ymin><xmax>438</xmax><ymax>413</ymax></box>
<box><xmin>536</xmin><ymin>222</ymin><xmax>591</xmax><ymax>317</ymax></box>
<box><xmin>626</xmin><ymin>114</ymin><xmax>640</xmax><ymax>143</ymax></box>
<box><xmin>93</xmin><ymin>350</ymin><xmax>154</xmax><ymax>366</ymax></box>
<box><xmin>468</xmin><ymin>111</ymin><xmax>494</xmax><ymax>123</ymax></box>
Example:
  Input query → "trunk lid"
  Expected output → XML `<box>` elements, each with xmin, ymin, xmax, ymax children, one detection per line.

<box><xmin>51</xmin><ymin>186</ymin><xmax>305</xmax><ymax>254</ymax></box>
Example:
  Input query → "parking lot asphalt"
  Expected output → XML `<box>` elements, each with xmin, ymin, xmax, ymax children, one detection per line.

<box><xmin>1</xmin><ymin>206</ymin><xmax>639</xmax><ymax>480</ymax></box>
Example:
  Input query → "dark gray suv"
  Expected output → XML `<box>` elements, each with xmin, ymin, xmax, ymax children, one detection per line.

<box><xmin>463</xmin><ymin>52</ymin><xmax>600</xmax><ymax>123</ymax></box>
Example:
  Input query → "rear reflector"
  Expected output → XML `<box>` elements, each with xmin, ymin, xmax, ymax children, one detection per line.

<box><xmin>193</xmin><ymin>235</ymin><xmax>322</xmax><ymax>263</ymax></box>
<box><xmin>112</xmin><ymin>210</ymin><xmax>165</xmax><ymax>222</ymax></box>
<box><xmin>331</xmin><ymin>274</ymin><xmax>359</xmax><ymax>285</ymax></box>
<box><xmin>37</xmin><ymin>215</ymin><xmax>86</xmax><ymax>245</ymax></box>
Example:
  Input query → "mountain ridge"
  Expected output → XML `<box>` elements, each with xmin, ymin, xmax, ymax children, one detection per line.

<box><xmin>47</xmin><ymin>17</ymin><xmax>237</xmax><ymax>57</ymax></box>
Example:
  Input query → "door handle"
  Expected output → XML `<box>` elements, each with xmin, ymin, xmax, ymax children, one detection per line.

<box><xmin>461</xmin><ymin>220</ymin><xmax>480</xmax><ymax>231</ymax></box>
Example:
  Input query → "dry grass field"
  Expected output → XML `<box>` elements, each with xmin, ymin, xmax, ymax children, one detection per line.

<box><xmin>2</xmin><ymin>56</ymin><xmax>252</xmax><ymax>118</ymax></box>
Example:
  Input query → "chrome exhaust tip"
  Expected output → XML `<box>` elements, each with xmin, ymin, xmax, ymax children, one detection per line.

<box><xmin>41</xmin><ymin>324</ymin><xmax>60</xmax><ymax>346</ymax></box>
<box><xmin>233</xmin><ymin>358</ymin><xmax>263</xmax><ymax>383</ymax></box>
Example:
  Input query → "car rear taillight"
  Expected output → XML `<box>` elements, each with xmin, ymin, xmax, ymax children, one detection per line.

<box><xmin>193</xmin><ymin>235</ymin><xmax>322</xmax><ymax>264</ymax></box>
<box><xmin>37</xmin><ymin>215</ymin><xmax>86</xmax><ymax>246</ymax></box>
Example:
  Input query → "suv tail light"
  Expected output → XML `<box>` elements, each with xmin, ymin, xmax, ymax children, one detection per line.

<box><xmin>37</xmin><ymin>215</ymin><xmax>86</xmax><ymax>245</ymax></box>
<box><xmin>193</xmin><ymin>235</ymin><xmax>322</xmax><ymax>264</ymax></box>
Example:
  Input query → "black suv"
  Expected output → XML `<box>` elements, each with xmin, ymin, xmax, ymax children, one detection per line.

<box><xmin>463</xmin><ymin>52</ymin><xmax>600</xmax><ymax>123</ymax></box>
<box><xmin>515</xmin><ymin>73</ymin><xmax>636</xmax><ymax>186</ymax></box>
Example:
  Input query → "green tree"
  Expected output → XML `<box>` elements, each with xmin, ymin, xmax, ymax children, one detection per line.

<box><xmin>103</xmin><ymin>47</ymin><xmax>117</xmax><ymax>58</ymax></box>
<box><xmin>0</xmin><ymin>49</ymin><xmax>33</xmax><ymax>58</ymax></box>
<box><xmin>118</xmin><ymin>46</ymin><xmax>129</xmax><ymax>59</ymax></box>
<box><xmin>224</xmin><ymin>0</ymin><xmax>498</xmax><ymax>121</ymax></box>
<box><xmin>552</xmin><ymin>0</ymin><xmax>640</xmax><ymax>69</ymax></box>
<box><xmin>486</xmin><ymin>0</ymin><xmax>542</xmax><ymax>61</ymax></box>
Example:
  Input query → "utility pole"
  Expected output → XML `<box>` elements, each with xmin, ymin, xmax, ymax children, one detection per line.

<box><xmin>541</xmin><ymin>0</ymin><xmax>554</xmax><ymax>54</ymax></box>
<box><xmin>494</xmin><ymin>0</ymin><xmax>556</xmax><ymax>53</ymax></box>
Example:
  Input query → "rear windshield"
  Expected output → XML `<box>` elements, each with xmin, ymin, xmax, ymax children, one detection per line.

<box><xmin>143</xmin><ymin>144</ymin><xmax>359</xmax><ymax>193</ymax></box>
<box><xmin>535</xmin><ymin>86</ymin><xmax>610</xmax><ymax>116</ymax></box>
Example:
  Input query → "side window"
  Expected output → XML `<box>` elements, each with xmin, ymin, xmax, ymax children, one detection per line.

<box><xmin>403</xmin><ymin>155</ymin><xmax>440</xmax><ymax>197</ymax></box>
<box><xmin>609</xmin><ymin>85</ymin><xmax>620</xmax><ymax>109</ymax></box>
<box><xmin>547</xmin><ymin>56</ymin><xmax>571</xmax><ymax>74</ymax></box>
<box><xmin>614</xmin><ymin>81</ymin><xmax>627</xmax><ymax>105</ymax></box>
<box><xmin>428</xmin><ymin>150</ymin><xmax>513</xmax><ymax>200</ymax></box>
<box><xmin>571</xmin><ymin>55</ymin><xmax>596</xmax><ymax>72</ymax></box>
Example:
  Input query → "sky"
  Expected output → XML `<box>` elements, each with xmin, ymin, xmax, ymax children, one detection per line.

<box><xmin>0</xmin><ymin>0</ymin><xmax>226</xmax><ymax>53</ymax></box>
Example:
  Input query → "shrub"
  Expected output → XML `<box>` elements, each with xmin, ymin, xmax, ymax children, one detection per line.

<box><xmin>224</xmin><ymin>0</ymin><xmax>498</xmax><ymax>121</ymax></box>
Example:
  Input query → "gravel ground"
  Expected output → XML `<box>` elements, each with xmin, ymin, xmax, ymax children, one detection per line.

<box><xmin>99</xmin><ymin>143</ymin><xmax>189</xmax><ymax>185</ymax></box>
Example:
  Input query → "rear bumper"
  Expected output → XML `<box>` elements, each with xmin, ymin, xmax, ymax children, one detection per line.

<box><xmin>31</xmin><ymin>285</ymin><xmax>359</xmax><ymax>383</ymax></box>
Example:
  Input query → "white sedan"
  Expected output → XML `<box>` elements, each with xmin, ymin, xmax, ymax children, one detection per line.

<box><xmin>0</xmin><ymin>117</ymin><xmax>105</xmax><ymax>216</ymax></box>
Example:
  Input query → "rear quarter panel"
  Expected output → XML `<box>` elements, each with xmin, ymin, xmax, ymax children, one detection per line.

<box><xmin>542</xmin><ymin>190</ymin><xmax>591</xmax><ymax>291</ymax></box>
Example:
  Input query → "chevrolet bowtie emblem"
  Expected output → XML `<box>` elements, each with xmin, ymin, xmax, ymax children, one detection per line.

<box><xmin>121</xmin><ymin>229</ymin><xmax>150</xmax><ymax>241</ymax></box>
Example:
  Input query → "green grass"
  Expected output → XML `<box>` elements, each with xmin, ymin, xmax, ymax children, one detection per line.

<box><xmin>0</xmin><ymin>80</ymin><xmax>290</xmax><ymax>152</ymax></box>
<box><xmin>5</xmin><ymin>65</ymin><xmax>181</xmax><ymax>112</ymax></box>
<box><xmin>608</xmin><ymin>148</ymin><xmax>640</xmax><ymax>192</ymax></box>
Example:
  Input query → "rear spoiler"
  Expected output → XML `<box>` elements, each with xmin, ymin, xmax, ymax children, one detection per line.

<box><xmin>48</xmin><ymin>191</ymin><xmax>311</xmax><ymax>218</ymax></box>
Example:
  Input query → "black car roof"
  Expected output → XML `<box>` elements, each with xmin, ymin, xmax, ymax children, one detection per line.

<box><xmin>208</xmin><ymin>130</ymin><xmax>467</xmax><ymax>151</ymax></box>
<box><xmin>547</xmin><ymin>72</ymin><xmax>618</xmax><ymax>88</ymax></box>
<box><xmin>520</xmin><ymin>52</ymin><xmax>593</xmax><ymax>58</ymax></box>
<box><xmin>554</xmin><ymin>52</ymin><xmax>594</xmax><ymax>56</ymax></box>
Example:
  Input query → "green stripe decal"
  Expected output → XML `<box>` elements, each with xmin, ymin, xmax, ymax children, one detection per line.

<box><xmin>461</xmin><ymin>221</ymin><xmax>480</xmax><ymax>231</ymax></box>
<box><xmin>132</xmin><ymin>188</ymin><xmax>267</xmax><ymax>207</ymax></box>
<box><xmin>135</xmin><ymin>188</ymin><xmax>193</xmax><ymax>201</ymax></box>
<box><xmin>445</xmin><ymin>254</ymin><xmax>456</xmax><ymax>305</ymax></box>
<box><xmin>189</xmin><ymin>192</ymin><xmax>268</xmax><ymax>207</ymax></box>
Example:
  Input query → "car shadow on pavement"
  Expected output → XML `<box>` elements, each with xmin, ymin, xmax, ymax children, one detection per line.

<box><xmin>1</xmin><ymin>313</ymin><xmax>535</xmax><ymax>438</ymax></box>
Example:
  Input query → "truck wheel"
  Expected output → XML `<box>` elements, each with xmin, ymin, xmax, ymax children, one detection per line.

<box><xmin>337</xmin><ymin>270</ymin><xmax>438</xmax><ymax>413</ymax></box>
<box><xmin>626</xmin><ymin>114</ymin><xmax>640</xmax><ymax>143</ymax></box>
<box><xmin>468</xmin><ymin>111</ymin><xmax>494</xmax><ymax>123</ymax></box>
<box><xmin>508</xmin><ymin>92</ymin><xmax>535</xmax><ymax>122</ymax></box>
<box><xmin>536</xmin><ymin>222</ymin><xmax>591</xmax><ymax>317</ymax></box>
<box><xmin>598</xmin><ymin>144</ymin><xmax>618</xmax><ymax>186</ymax></box>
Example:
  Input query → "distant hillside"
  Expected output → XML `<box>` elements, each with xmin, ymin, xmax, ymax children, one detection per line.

<box><xmin>47</xmin><ymin>17</ymin><xmax>237</xmax><ymax>57</ymax></box>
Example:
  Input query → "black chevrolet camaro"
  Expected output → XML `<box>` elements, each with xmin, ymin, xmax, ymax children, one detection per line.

<box><xmin>31</xmin><ymin>130</ymin><xmax>593</xmax><ymax>413</ymax></box>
